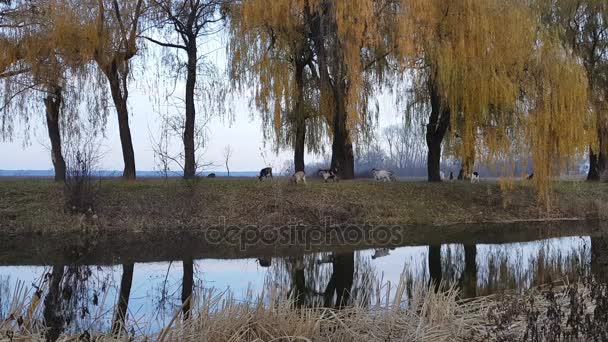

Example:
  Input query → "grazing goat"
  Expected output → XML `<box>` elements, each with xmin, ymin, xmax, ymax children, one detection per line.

<box><xmin>371</xmin><ymin>248</ymin><xmax>392</xmax><ymax>260</ymax></box>
<box><xmin>258</xmin><ymin>257</ymin><xmax>272</xmax><ymax>267</ymax></box>
<box><xmin>316</xmin><ymin>254</ymin><xmax>335</xmax><ymax>265</ymax></box>
<box><xmin>290</xmin><ymin>171</ymin><xmax>307</xmax><ymax>184</ymax></box>
<box><xmin>318</xmin><ymin>168</ymin><xmax>339</xmax><ymax>182</ymax></box>
<box><xmin>371</xmin><ymin>168</ymin><xmax>395</xmax><ymax>182</ymax></box>
<box><xmin>258</xmin><ymin>167</ymin><xmax>273</xmax><ymax>181</ymax></box>
<box><xmin>207</xmin><ymin>173</ymin><xmax>216</xmax><ymax>178</ymax></box>
<box><xmin>471</xmin><ymin>172</ymin><xmax>480</xmax><ymax>184</ymax></box>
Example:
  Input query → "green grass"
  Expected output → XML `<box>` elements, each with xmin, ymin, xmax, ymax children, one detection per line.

<box><xmin>0</xmin><ymin>177</ymin><xmax>607</xmax><ymax>233</ymax></box>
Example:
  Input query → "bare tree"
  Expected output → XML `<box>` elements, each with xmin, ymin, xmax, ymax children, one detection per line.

<box><xmin>150</xmin><ymin>110</ymin><xmax>214</xmax><ymax>177</ymax></box>
<box><xmin>144</xmin><ymin>0</ymin><xmax>228</xmax><ymax>179</ymax></box>
<box><xmin>223</xmin><ymin>144</ymin><xmax>232</xmax><ymax>177</ymax></box>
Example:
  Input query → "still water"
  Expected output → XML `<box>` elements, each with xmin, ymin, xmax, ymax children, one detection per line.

<box><xmin>0</xmin><ymin>223</ymin><xmax>606</xmax><ymax>338</ymax></box>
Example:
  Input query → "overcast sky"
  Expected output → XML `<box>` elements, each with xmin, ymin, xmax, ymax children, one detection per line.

<box><xmin>0</xmin><ymin>35</ymin><xmax>404</xmax><ymax>173</ymax></box>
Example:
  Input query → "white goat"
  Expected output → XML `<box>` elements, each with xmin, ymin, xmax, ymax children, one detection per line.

<box><xmin>371</xmin><ymin>169</ymin><xmax>395</xmax><ymax>182</ymax></box>
<box><xmin>290</xmin><ymin>171</ymin><xmax>307</xmax><ymax>184</ymax></box>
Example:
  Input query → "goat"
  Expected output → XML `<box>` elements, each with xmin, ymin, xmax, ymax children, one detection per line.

<box><xmin>371</xmin><ymin>168</ymin><xmax>395</xmax><ymax>182</ymax></box>
<box><xmin>318</xmin><ymin>168</ymin><xmax>339</xmax><ymax>182</ymax></box>
<box><xmin>258</xmin><ymin>257</ymin><xmax>272</xmax><ymax>267</ymax></box>
<box><xmin>207</xmin><ymin>173</ymin><xmax>216</xmax><ymax>178</ymax></box>
<box><xmin>471</xmin><ymin>172</ymin><xmax>480</xmax><ymax>184</ymax></box>
<box><xmin>371</xmin><ymin>248</ymin><xmax>391</xmax><ymax>260</ymax></box>
<box><xmin>526</xmin><ymin>172</ymin><xmax>534</xmax><ymax>180</ymax></box>
<box><xmin>316</xmin><ymin>254</ymin><xmax>335</xmax><ymax>265</ymax></box>
<box><xmin>258</xmin><ymin>167</ymin><xmax>273</xmax><ymax>181</ymax></box>
<box><xmin>290</xmin><ymin>171</ymin><xmax>307</xmax><ymax>184</ymax></box>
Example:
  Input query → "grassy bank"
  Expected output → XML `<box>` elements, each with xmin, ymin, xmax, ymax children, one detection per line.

<box><xmin>1</xmin><ymin>178</ymin><xmax>607</xmax><ymax>233</ymax></box>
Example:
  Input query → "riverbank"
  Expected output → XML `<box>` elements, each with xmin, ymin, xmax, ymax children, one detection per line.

<box><xmin>1</xmin><ymin>178</ymin><xmax>607</xmax><ymax>234</ymax></box>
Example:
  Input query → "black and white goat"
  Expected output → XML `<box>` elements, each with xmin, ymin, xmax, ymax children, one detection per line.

<box><xmin>371</xmin><ymin>169</ymin><xmax>395</xmax><ymax>182</ymax></box>
<box><xmin>318</xmin><ymin>168</ymin><xmax>339</xmax><ymax>182</ymax></box>
<box><xmin>471</xmin><ymin>172</ymin><xmax>480</xmax><ymax>184</ymax></box>
<box><xmin>258</xmin><ymin>167</ymin><xmax>273</xmax><ymax>181</ymax></box>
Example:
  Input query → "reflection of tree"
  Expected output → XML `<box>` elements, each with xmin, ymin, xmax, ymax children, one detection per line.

<box><xmin>460</xmin><ymin>245</ymin><xmax>477</xmax><ymax>299</ymax></box>
<box><xmin>323</xmin><ymin>253</ymin><xmax>355</xmax><ymax>308</ymax></box>
<box><xmin>428</xmin><ymin>246</ymin><xmax>442</xmax><ymax>292</ymax></box>
<box><xmin>112</xmin><ymin>263</ymin><xmax>134</xmax><ymax>335</ymax></box>
<box><xmin>478</xmin><ymin>242</ymin><xmax>590</xmax><ymax>295</ymax></box>
<box><xmin>591</xmin><ymin>237</ymin><xmax>608</xmax><ymax>283</ymax></box>
<box><xmin>182</xmin><ymin>258</ymin><xmax>194</xmax><ymax>320</ymax></box>
<box><xmin>265</xmin><ymin>251</ymin><xmax>374</xmax><ymax>309</ymax></box>
<box><xmin>44</xmin><ymin>265</ymin><xmax>65</xmax><ymax>342</ymax></box>
<box><xmin>291</xmin><ymin>257</ymin><xmax>306</xmax><ymax>308</ymax></box>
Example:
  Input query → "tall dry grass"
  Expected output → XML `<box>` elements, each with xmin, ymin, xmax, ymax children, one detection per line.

<box><xmin>1</xmin><ymin>273</ymin><xmax>607</xmax><ymax>341</ymax></box>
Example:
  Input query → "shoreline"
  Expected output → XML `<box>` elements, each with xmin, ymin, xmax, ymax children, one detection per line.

<box><xmin>1</xmin><ymin>178</ymin><xmax>607</xmax><ymax>234</ymax></box>
<box><xmin>1</xmin><ymin>218</ymin><xmax>605</xmax><ymax>266</ymax></box>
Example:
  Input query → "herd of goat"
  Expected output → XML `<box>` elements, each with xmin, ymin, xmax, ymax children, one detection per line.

<box><xmin>253</xmin><ymin>167</ymin><xmax>520</xmax><ymax>183</ymax></box>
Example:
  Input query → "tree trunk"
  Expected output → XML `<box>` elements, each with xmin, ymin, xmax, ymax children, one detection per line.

<box><xmin>588</xmin><ymin>117</ymin><xmax>608</xmax><ymax>181</ymax></box>
<box><xmin>309</xmin><ymin>9</ymin><xmax>354</xmax><ymax>179</ymax></box>
<box><xmin>591</xmin><ymin>237</ymin><xmax>608</xmax><ymax>284</ymax></box>
<box><xmin>292</xmin><ymin>257</ymin><xmax>306</xmax><ymax>308</ymax></box>
<box><xmin>428</xmin><ymin>245</ymin><xmax>442</xmax><ymax>292</ymax></box>
<box><xmin>294</xmin><ymin>119</ymin><xmax>306</xmax><ymax>173</ymax></box>
<box><xmin>599</xmin><ymin>124</ymin><xmax>608</xmax><ymax>181</ymax></box>
<box><xmin>112</xmin><ymin>263</ymin><xmax>134</xmax><ymax>335</ymax></box>
<box><xmin>183</xmin><ymin>46</ymin><xmax>198</xmax><ymax>179</ymax></box>
<box><xmin>105</xmin><ymin>63</ymin><xmax>136</xmax><ymax>180</ymax></box>
<box><xmin>330</xmin><ymin>85</ymin><xmax>355</xmax><ymax>179</ymax></box>
<box><xmin>44</xmin><ymin>265</ymin><xmax>64</xmax><ymax>342</ymax></box>
<box><xmin>44</xmin><ymin>85</ymin><xmax>66</xmax><ymax>182</ymax></box>
<box><xmin>588</xmin><ymin>148</ymin><xmax>599</xmax><ymax>180</ymax></box>
<box><xmin>182</xmin><ymin>258</ymin><xmax>194</xmax><ymax>320</ymax></box>
<box><xmin>293</xmin><ymin>60</ymin><xmax>306</xmax><ymax>173</ymax></box>
<box><xmin>425</xmin><ymin>77</ymin><xmax>450</xmax><ymax>182</ymax></box>
<box><xmin>324</xmin><ymin>252</ymin><xmax>354</xmax><ymax>308</ymax></box>
<box><xmin>427</xmin><ymin>140</ymin><xmax>442</xmax><ymax>182</ymax></box>
<box><xmin>462</xmin><ymin>244</ymin><xmax>477</xmax><ymax>299</ymax></box>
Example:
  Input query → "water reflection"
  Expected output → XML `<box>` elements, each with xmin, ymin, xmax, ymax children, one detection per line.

<box><xmin>112</xmin><ymin>263</ymin><xmax>133</xmax><ymax>335</ymax></box>
<box><xmin>0</xmin><ymin>235</ymin><xmax>606</xmax><ymax>340</ymax></box>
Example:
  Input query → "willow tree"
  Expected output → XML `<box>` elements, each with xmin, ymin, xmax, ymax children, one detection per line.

<box><xmin>228</xmin><ymin>0</ymin><xmax>324</xmax><ymax>173</ymax></box>
<box><xmin>144</xmin><ymin>0</ymin><xmax>225</xmax><ymax>179</ymax></box>
<box><xmin>306</xmin><ymin>0</ymin><xmax>395</xmax><ymax>179</ymax></box>
<box><xmin>397</xmin><ymin>0</ymin><xmax>592</xmax><ymax>194</ymax></box>
<box><xmin>0</xmin><ymin>0</ymin><xmax>105</xmax><ymax>181</ymax></box>
<box><xmin>85</xmin><ymin>0</ymin><xmax>144</xmax><ymax>180</ymax></box>
<box><xmin>396</xmin><ymin>0</ymin><xmax>536</xmax><ymax>181</ymax></box>
<box><xmin>536</xmin><ymin>0</ymin><xmax>608</xmax><ymax>181</ymax></box>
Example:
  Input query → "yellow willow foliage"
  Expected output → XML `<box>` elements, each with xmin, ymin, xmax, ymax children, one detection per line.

<box><xmin>523</xmin><ymin>39</ymin><xmax>592</xmax><ymax>205</ymax></box>
<box><xmin>331</xmin><ymin>0</ymin><xmax>377</xmax><ymax>130</ymax></box>
<box><xmin>399</xmin><ymin>0</ymin><xmax>593</xmax><ymax>201</ymax></box>
<box><xmin>228</xmin><ymin>0</ymin><xmax>309</xmax><ymax>145</ymax></box>
<box><xmin>0</xmin><ymin>0</ymin><xmax>100</xmax><ymax>78</ymax></box>
<box><xmin>402</xmin><ymin>0</ymin><xmax>534</xmax><ymax>150</ymax></box>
